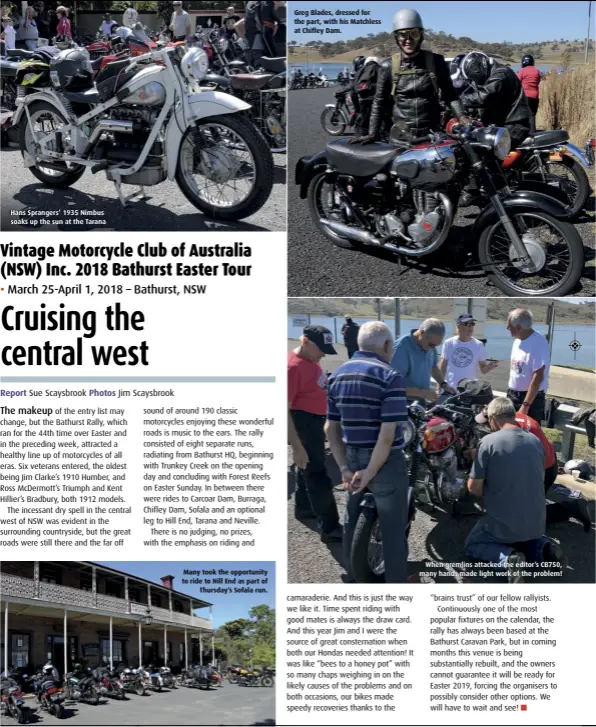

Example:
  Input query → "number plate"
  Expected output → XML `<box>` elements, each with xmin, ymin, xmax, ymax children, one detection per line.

<box><xmin>549</xmin><ymin>152</ymin><xmax>563</xmax><ymax>162</ymax></box>
<box><xmin>47</xmin><ymin>687</ymin><xmax>58</xmax><ymax>694</ymax></box>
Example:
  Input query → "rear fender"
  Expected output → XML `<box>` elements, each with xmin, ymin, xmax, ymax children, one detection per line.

<box><xmin>11</xmin><ymin>90</ymin><xmax>70</xmax><ymax>127</ymax></box>
<box><xmin>295</xmin><ymin>149</ymin><xmax>328</xmax><ymax>199</ymax></box>
<box><xmin>472</xmin><ymin>191</ymin><xmax>567</xmax><ymax>236</ymax></box>
<box><xmin>514</xmin><ymin>179</ymin><xmax>570</xmax><ymax>208</ymax></box>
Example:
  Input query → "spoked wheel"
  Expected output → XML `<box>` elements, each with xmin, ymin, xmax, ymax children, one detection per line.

<box><xmin>320</xmin><ymin>107</ymin><xmax>347</xmax><ymax>135</ymax></box>
<box><xmin>19</xmin><ymin>101</ymin><xmax>86</xmax><ymax>187</ymax></box>
<box><xmin>478</xmin><ymin>210</ymin><xmax>584</xmax><ymax>296</ymax></box>
<box><xmin>260</xmin><ymin>676</ymin><xmax>274</xmax><ymax>688</ymax></box>
<box><xmin>176</xmin><ymin>113</ymin><xmax>273</xmax><ymax>220</ymax></box>
<box><xmin>307</xmin><ymin>172</ymin><xmax>363</xmax><ymax>249</ymax></box>
<box><xmin>351</xmin><ymin>508</ymin><xmax>385</xmax><ymax>583</ymax></box>
<box><xmin>523</xmin><ymin>155</ymin><xmax>590</xmax><ymax>219</ymax></box>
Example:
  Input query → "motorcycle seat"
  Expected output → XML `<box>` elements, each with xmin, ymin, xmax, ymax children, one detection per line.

<box><xmin>518</xmin><ymin>130</ymin><xmax>569</xmax><ymax>149</ymax></box>
<box><xmin>6</xmin><ymin>48</ymin><xmax>35</xmax><ymax>58</ymax></box>
<box><xmin>95</xmin><ymin>58</ymin><xmax>138</xmax><ymax>102</ymax></box>
<box><xmin>90</xmin><ymin>57</ymin><xmax>104</xmax><ymax>71</ymax></box>
<box><xmin>326</xmin><ymin>137</ymin><xmax>401</xmax><ymax>177</ymax></box>
<box><xmin>259</xmin><ymin>56</ymin><xmax>286</xmax><ymax>74</ymax></box>
<box><xmin>201</xmin><ymin>72</ymin><xmax>230</xmax><ymax>89</ymax></box>
<box><xmin>63</xmin><ymin>87</ymin><xmax>101</xmax><ymax>104</ymax></box>
<box><xmin>229</xmin><ymin>73</ymin><xmax>275</xmax><ymax>91</ymax></box>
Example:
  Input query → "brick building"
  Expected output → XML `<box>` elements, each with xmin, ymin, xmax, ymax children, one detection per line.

<box><xmin>0</xmin><ymin>562</ymin><xmax>214</xmax><ymax>676</ymax></box>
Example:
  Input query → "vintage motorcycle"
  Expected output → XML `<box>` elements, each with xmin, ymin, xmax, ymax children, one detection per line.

<box><xmin>32</xmin><ymin>670</ymin><xmax>66</xmax><ymax>719</ymax></box>
<box><xmin>350</xmin><ymin>381</ymin><xmax>491</xmax><ymax>583</ymax></box>
<box><xmin>158</xmin><ymin>666</ymin><xmax>178</xmax><ymax>689</ymax></box>
<box><xmin>118</xmin><ymin>667</ymin><xmax>146</xmax><ymax>696</ymax></box>
<box><xmin>63</xmin><ymin>668</ymin><xmax>100</xmax><ymax>704</ymax></box>
<box><xmin>177</xmin><ymin>665</ymin><xmax>216</xmax><ymax>690</ymax></box>
<box><xmin>92</xmin><ymin>666</ymin><xmax>126</xmax><ymax>700</ymax></box>
<box><xmin>296</xmin><ymin>122</ymin><xmax>584</xmax><ymax>296</ymax></box>
<box><xmin>14</xmin><ymin>44</ymin><xmax>274</xmax><ymax>218</ymax></box>
<box><xmin>320</xmin><ymin>87</ymin><xmax>358</xmax><ymax>136</ymax></box>
<box><xmin>0</xmin><ymin>671</ymin><xmax>31</xmax><ymax>724</ymax></box>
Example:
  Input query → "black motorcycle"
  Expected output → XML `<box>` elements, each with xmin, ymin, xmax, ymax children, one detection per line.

<box><xmin>320</xmin><ymin>88</ymin><xmax>358</xmax><ymax>136</ymax></box>
<box><xmin>296</xmin><ymin>122</ymin><xmax>583</xmax><ymax>297</ymax></box>
<box><xmin>351</xmin><ymin>382</ymin><xmax>490</xmax><ymax>583</ymax></box>
<box><xmin>33</xmin><ymin>671</ymin><xmax>66</xmax><ymax>719</ymax></box>
<box><xmin>177</xmin><ymin>665</ymin><xmax>216</xmax><ymax>690</ymax></box>
<box><xmin>0</xmin><ymin>673</ymin><xmax>30</xmax><ymax>724</ymax></box>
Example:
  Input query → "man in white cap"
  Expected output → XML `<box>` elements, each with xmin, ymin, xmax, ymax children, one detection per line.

<box><xmin>439</xmin><ymin>313</ymin><xmax>498</xmax><ymax>391</ymax></box>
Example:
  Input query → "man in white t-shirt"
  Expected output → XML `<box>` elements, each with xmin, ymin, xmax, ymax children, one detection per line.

<box><xmin>1</xmin><ymin>16</ymin><xmax>16</xmax><ymax>49</ymax></box>
<box><xmin>506</xmin><ymin>308</ymin><xmax>550</xmax><ymax>422</ymax></box>
<box><xmin>439</xmin><ymin>313</ymin><xmax>498</xmax><ymax>390</ymax></box>
<box><xmin>122</xmin><ymin>5</ymin><xmax>138</xmax><ymax>29</ymax></box>
<box><xmin>100</xmin><ymin>13</ymin><xmax>117</xmax><ymax>37</ymax></box>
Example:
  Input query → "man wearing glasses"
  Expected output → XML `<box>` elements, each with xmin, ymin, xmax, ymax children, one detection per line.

<box><xmin>439</xmin><ymin>313</ymin><xmax>499</xmax><ymax>392</ymax></box>
<box><xmin>391</xmin><ymin>318</ymin><xmax>455</xmax><ymax>402</ymax></box>
<box><xmin>352</xmin><ymin>8</ymin><xmax>470</xmax><ymax>145</ymax></box>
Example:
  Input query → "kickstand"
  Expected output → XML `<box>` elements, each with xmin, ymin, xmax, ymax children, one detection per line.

<box><xmin>114</xmin><ymin>180</ymin><xmax>148</xmax><ymax>207</ymax></box>
<box><xmin>397</xmin><ymin>254</ymin><xmax>402</xmax><ymax>274</ymax></box>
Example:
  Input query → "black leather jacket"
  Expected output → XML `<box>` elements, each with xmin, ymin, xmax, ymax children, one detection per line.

<box><xmin>460</xmin><ymin>62</ymin><xmax>531</xmax><ymax>144</ymax></box>
<box><xmin>368</xmin><ymin>50</ymin><xmax>464</xmax><ymax>137</ymax></box>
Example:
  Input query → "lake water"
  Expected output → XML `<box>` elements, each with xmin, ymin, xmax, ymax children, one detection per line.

<box><xmin>290</xmin><ymin>62</ymin><xmax>560</xmax><ymax>77</ymax></box>
<box><xmin>287</xmin><ymin>317</ymin><xmax>595</xmax><ymax>368</ymax></box>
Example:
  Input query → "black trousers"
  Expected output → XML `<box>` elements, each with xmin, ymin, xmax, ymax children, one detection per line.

<box><xmin>507</xmin><ymin>388</ymin><xmax>546</xmax><ymax>424</ymax></box>
<box><xmin>290</xmin><ymin>409</ymin><xmax>340</xmax><ymax>533</ymax></box>
<box><xmin>346</xmin><ymin>346</ymin><xmax>357</xmax><ymax>359</ymax></box>
<box><xmin>527</xmin><ymin>97</ymin><xmax>539</xmax><ymax>134</ymax></box>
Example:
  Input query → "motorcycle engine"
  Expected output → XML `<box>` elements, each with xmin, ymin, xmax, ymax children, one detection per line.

<box><xmin>264</xmin><ymin>96</ymin><xmax>286</xmax><ymax>148</ymax></box>
<box><xmin>377</xmin><ymin>190</ymin><xmax>444</xmax><ymax>248</ymax></box>
<box><xmin>410</xmin><ymin>448</ymin><xmax>468</xmax><ymax>505</ymax></box>
<box><xmin>407</xmin><ymin>190</ymin><xmax>442</xmax><ymax>245</ymax></box>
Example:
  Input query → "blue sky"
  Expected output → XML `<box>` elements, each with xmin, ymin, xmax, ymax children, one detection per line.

<box><xmin>97</xmin><ymin>562</ymin><xmax>275</xmax><ymax>628</ymax></box>
<box><xmin>290</xmin><ymin>1</ymin><xmax>593</xmax><ymax>44</ymax></box>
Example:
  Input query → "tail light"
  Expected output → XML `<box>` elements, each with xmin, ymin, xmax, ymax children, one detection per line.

<box><xmin>11</xmin><ymin>691</ymin><xmax>22</xmax><ymax>697</ymax></box>
<box><xmin>445</xmin><ymin>118</ymin><xmax>458</xmax><ymax>134</ymax></box>
<box><xmin>590</xmin><ymin>138</ymin><xmax>596</xmax><ymax>147</ymax></box>
<box><xmin>46</xmin><ymin>687</ymin><xmax>58</xmax><ymax>695</ymax></box>
<box><xmin>501</xmin><ymin>150</ymin><xmax>522</xmax><ymax>169</ymax></box>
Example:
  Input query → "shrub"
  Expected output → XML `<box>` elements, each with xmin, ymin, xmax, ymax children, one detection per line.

<box><xmin>536</xmin><ymin>64</ymin><xmax>595</xmax><ymax>145</ymax></box>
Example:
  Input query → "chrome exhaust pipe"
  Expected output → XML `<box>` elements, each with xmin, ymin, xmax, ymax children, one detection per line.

<box><xmin>87</xmin><ymin>119</ymin><xmax>134</xmax><ymax>147</ymax></box>
<box><xmin>320</xmin><ymin>218</ymin><xmax>380</xmax><ymax>245</ymax></box>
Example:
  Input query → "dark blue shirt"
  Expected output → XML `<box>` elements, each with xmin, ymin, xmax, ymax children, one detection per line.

<box><xmin>327</xmin><ymin>350</ymin><xmax>408</xmax><ymax>449</ymax></box>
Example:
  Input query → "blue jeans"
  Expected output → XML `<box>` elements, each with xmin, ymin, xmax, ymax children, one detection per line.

<box><xmin>343</xmin><ymin>447</ymin><xmax>409</xmax><ymax>583</ymax></box>
<box><xmin>465</xmin><ymin>517</ymin><xmax>548</xmax><ymax>567</ymax></box>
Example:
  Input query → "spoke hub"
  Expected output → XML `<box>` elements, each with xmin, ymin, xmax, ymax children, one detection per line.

<box><xmin>508</xmin><ymin>235</ymin><xmax>546</xmax><ymax>274</ymax></box>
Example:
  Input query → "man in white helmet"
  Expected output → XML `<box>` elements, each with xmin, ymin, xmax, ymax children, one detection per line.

<box><xmin>351</xmin><ymin>8</ymin><xmax>470</xmax><ymax>144</ymax></box>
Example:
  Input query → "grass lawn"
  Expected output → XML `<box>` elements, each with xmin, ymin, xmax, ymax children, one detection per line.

<box><xmin>544</xmin><ymin>428</ymin><xmax>595</xmax><ymax>468</ymax></box>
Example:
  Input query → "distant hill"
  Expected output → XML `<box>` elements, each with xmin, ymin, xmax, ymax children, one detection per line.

<box><xmin>288</xmin><ymin>298</ymin><xmax>595</xmax><ymax>325</ymax></box>
<box><xmin>289</xmin><ymin>30</ymin><xmax>592</xmax><ymax>65</ymax></box>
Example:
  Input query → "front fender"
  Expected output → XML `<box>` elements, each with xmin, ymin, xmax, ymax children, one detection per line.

<box><xmin>295</xmin><ymin>149</ymin><xmax>328</xmax><ymax>199</ymax></box>
<box><xmin>164</xmin><ymin>92</ymin><xmax>251</xmax><ymax>181</ymax></box>
<box><xmin>472</xmin><ymin>192</ymin><xmax>568</xmax><ymax>237</ymax></box>
<box><xmin>359</xmin><ymin>492</ymin><xmax>376</xmax><ymax>510</ymax></box>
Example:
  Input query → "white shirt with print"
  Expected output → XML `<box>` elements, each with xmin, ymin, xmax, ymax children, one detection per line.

<box><xmin>441</xmin><ymin>336</ymin><xmax>487</xmax><ymax>388</ymax></box>
<box><xmin>508</xmin><ymin>331</ymin><xmax>550</xmax><ymax>392</ymax></box>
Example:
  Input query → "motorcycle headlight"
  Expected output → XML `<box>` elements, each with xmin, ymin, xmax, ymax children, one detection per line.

<box><xmin>493</xmin><ymin>127</ymin><xmax>511</xmax><ymax>160</ymax></box>
<box><xmin>180</xmin><ymin>47</ymin><xmax>209</xmax><ymax>82</ymax></box>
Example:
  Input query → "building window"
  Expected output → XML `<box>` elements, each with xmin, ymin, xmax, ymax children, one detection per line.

<box><xmin>80</xmin><ymin>574</ymin><xmax>92</xmax><ymax>592</ymax></box>
<box><xmin>151</xmin><ymin>593</ymin><xmax>162</xmax><ymax>608</ymax></box>
<box><xmin>40</xmin><ymin>565</ymin><xmax>61</xmax><ymax>584</ymax></box>
<box><xmin>100</xmin><ymin>639</ymin><xmax>125</xmax><ymax>664</ymax></box>
<box><xmin>174</xmin><ymin>600</ymin><xmax>184</xmax><ymax>613</ymax></box>
<box><xmin>129</xmin><ymin>588</ymin><xmax>141</xmax><ymax>603</ymax></box>
<box><xmin>11</xmin><ymin>633</ymin><xmax>30</xmax><ymax>668</ymax></box>
<box><xmin>106</xmin><ymin>582</ymin><xmax>121</xmax><ymax>598</ymax></box>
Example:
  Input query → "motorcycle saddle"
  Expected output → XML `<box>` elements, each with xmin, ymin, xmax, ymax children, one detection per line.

<box><xmin>518</xmin><ymin>130</ymin><xmax>569</xmax><ymax>149</ymax></box>
<box><xmin>259</xmin><ymin>56</ymin><xmax>286</xmax><ymax>74</ymax></box>
<box><xmin>6</xmin><ymin>48</ymin><xmax>35</xmax><ymax>58</ymax></box>
<box><xmin>326</xmin><ymin>137</ymin><xmax>401</xmax><ymax>177</ymax></box>
<box><xmin>229</xmin><ymin>73</ymin><xmax>275</xmax><ymax>91</ymax></box>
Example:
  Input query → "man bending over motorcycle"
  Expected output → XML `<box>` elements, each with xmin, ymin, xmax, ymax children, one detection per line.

<box><xmin>351</xmin><ymin>8</ymin><xmax>470</xmax><ymax>145</ymax></box>
<box><xmin>466</xmin><ymin>397</ymin><xmax>566</xmax><ymax>583</ymax></box>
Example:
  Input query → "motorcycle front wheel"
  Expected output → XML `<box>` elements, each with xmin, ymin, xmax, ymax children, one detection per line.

<box><xmin>260</xmin><ymin>676</ymin><xmax>274</xmax><ymax>688</ymax></box>
<box><xmin>522</xmin><ymin>154</ymin><xmax>590</xmax><ymax>220</ymax></box>
<box><xmin>478</xmin><ymin>210</ymin><xmax>584</xmax><ymax>296</ymax></box>
<box><xmin>320</xmin><ymin>107</ymin><xmax>347</xmax><ymax>135</ymax></box>
<box><xmin>85</xmin><ymin>687</ymin><xmax>99</xmax><ymax>705</ymax></box>
<box><xmin>351</xmin><ymin>508</ymin><xmax>385</xmax><ymax>583</ymax></box>
<box><xmin>135</xmin><ymin>683</ymin><xmax>146</xmax><ymax>696</ymax></box>
<box><xmin>19</xmin><ymin>101</ymin><xmax>86</xmax><ymax>188</ymax></box>
<box><xmin>176</xmin><ymin>113</ymin><xmax>274</xmax><ymax>221</ymax></box>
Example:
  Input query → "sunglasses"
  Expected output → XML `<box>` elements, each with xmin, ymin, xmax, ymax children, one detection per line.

<box><xmin>396</xmin><ymin>29</ymin><xmax>422</xmax><ymax>42</ymax></box>
<box><xmin>460</xmin><ymin>322</ymin><xmax>475</xmax><ymax>327</ymax></box>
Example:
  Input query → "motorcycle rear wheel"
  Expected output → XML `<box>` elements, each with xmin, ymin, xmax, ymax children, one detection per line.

<box><xmin>176</xmin><ymin>113</ymin><xmax>273</xmax><ymax>221</ymax></box>
<box><xmin>136</xmin><ymin>683</ymin><xmax>146</xmax><ymax>697</ymax></box>
<box><xmin>478</xmin><ymin>210</ymin><xmax>584</xmax><ymax>296</ymax></box>
<box><xmin>308</xmin><ymin>172</ymin><xmax>363</xmax><ymax>250</ymax></box>
<box><xmin>351</xmin><ymin>508</ymin><xmax>385</xmax><ymax>583</ymax></box>
<box><xmin>19</xmin><ymin>101</ymin><xmax>86</xmax><ymax>188</ymax></box>
<box><xmin>320</xmin><ymin>107</ymin><xmax>347</xmax><ymax>135</ymax></box>
<box><xmin>260</xmin><ymin>676</ymin><xmax>274</xmax><ymax>688</ymax></box>
<box><xmin>52</xmin><ymin>702</ymin><xmax>64</xmax><ymax>719</ymax></box>
<box><xmin>85</xmin><ymin>686</ymin><xmax>99</xmax><ymax>705</ymax></box>
<box><xmin>522</xmin><ymin>154</ymin><xmax>590</xmax><ymax>220</ymax></box>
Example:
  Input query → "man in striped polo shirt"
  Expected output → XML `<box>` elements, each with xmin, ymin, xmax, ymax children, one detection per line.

<box><xmin>326</xmin><ymin>321</ymin><xmax>410</xmax><ymax>583</ymax></box>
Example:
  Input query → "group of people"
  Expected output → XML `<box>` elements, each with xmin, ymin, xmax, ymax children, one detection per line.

<box><xmin>288</xmin><ymin>308</ymin><xmax>591</xmax><ymax>583</ymax></box>
<box><xmin>337</xmin><ymin>7</ymin><xmax>542</xmax><ymax>156</ymax></box>
<box><xmin>1</xmin><ymin>2</ymin><xmax>71</xmax><ymax>50</ymax></box>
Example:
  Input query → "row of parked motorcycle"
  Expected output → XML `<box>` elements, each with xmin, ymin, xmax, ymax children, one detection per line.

<box><xmin>289</xmin><ymin>71</ymin><xmax>329</xmax><ymax>90</ymax></box>
<box><xmin>0</xmin><ymin>662</ymin><xmax>227</xmax><ymax>723</ymax></box>
<box><xmin>0</xmin><ymin>23</ymin><xmax>286</xmax><ymax>218</ymax></box>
